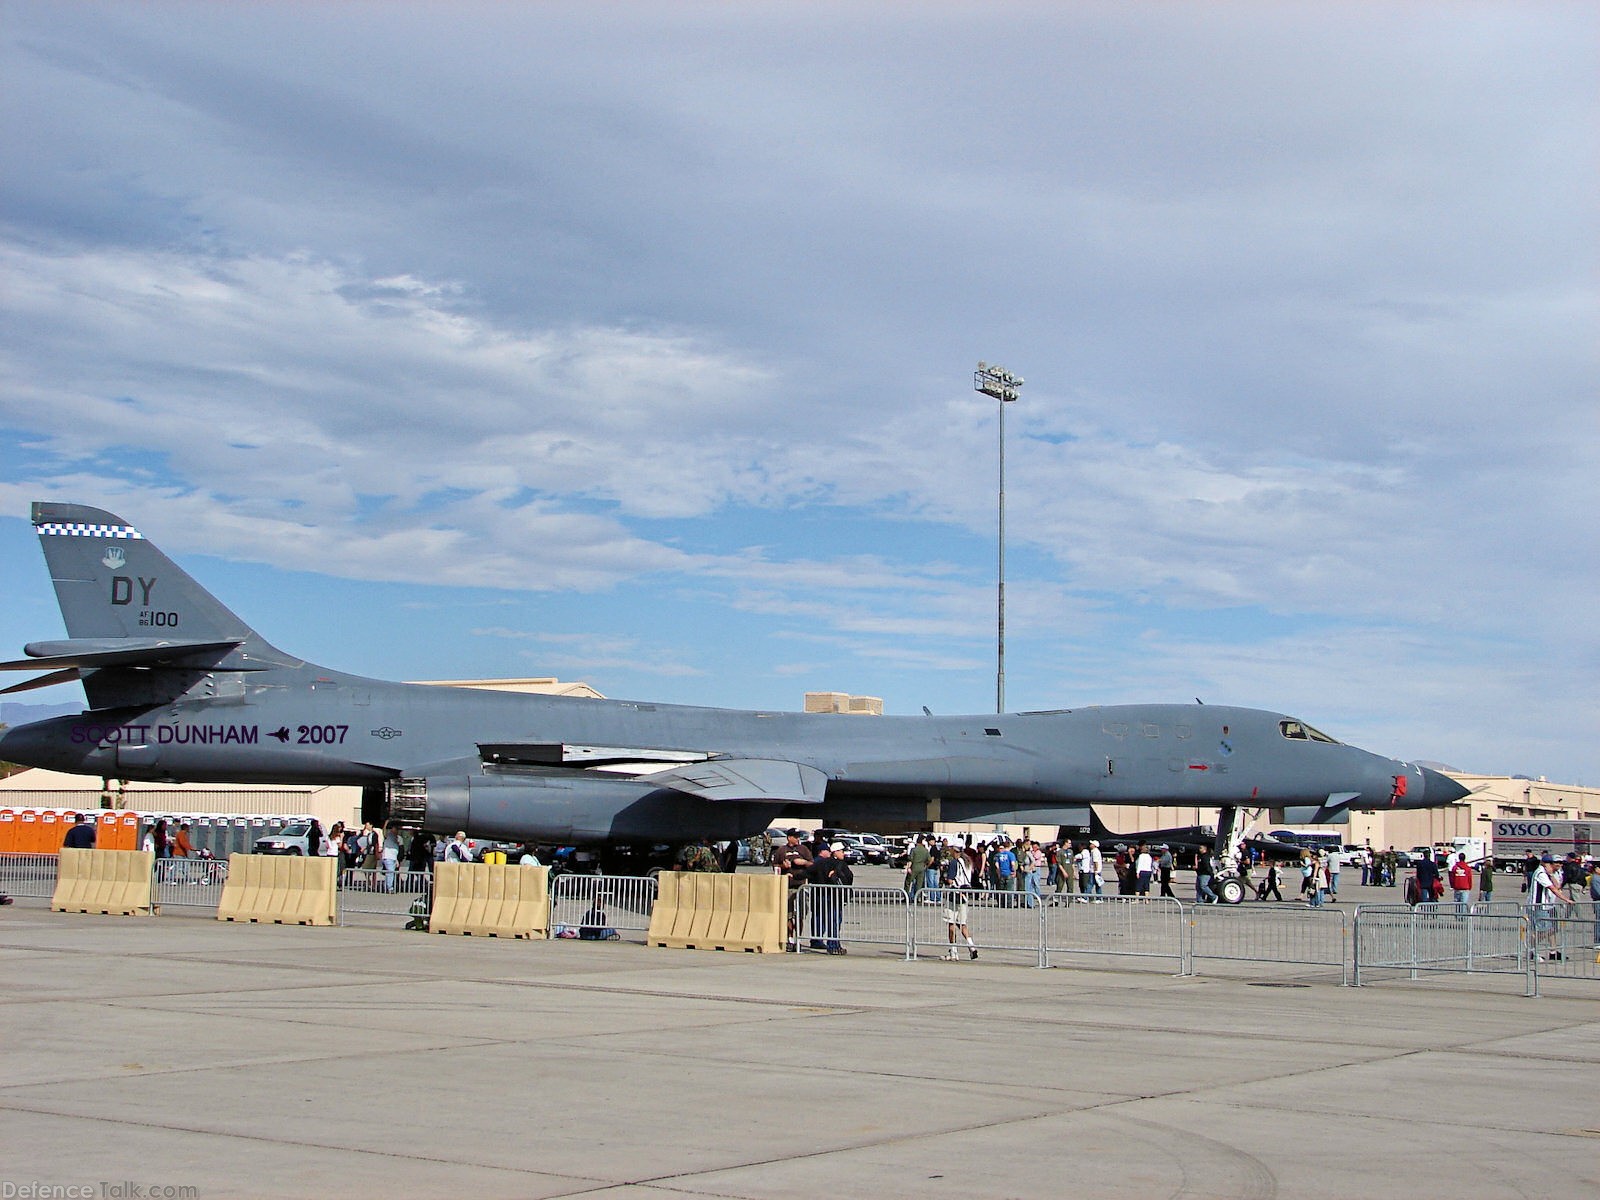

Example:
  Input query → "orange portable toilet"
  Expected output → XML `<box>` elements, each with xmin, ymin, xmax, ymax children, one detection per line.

<box><xmin>18</xmin><ymin>810</ymin><xmax>41</xmax><ymax>853</ymax></box>
<box><xmin>40</xmin><ymin>809</ymin><xmax>63</xmax><ymax>853</ymax></box>
<box><xmin>117</xmin><ymin>811</ymin><xmax>140</xmax><ymax>851</ymax></box>
<box><xmin>98</xmin><ymin>811</ymin><xmax>120</xmax><ymax>849</ymax></box>
<box><xmin>0</xmin><ymin>809</ymin><xmax>16</xmax><ymax>853</ymax></box>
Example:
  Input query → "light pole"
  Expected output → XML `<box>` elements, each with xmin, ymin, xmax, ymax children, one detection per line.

<box><xmin>974</xmin><ymin>361</ymin><xmax>1023</xmax><ymax>714</ymax></box>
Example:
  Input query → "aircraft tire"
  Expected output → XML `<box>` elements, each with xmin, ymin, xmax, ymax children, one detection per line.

<box><xmin>1217</xmin><ymin>876</ymin><xmax>1245</xmax><ymax>905</ymax></box>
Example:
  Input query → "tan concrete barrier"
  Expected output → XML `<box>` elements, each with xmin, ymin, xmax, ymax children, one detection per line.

<box><xmin>429</xmin><ymin>862</ymin><xmax>549</xmax><ymax>938</ymax></box>
<box><xmin>648</xmin><ymin>871</ymin><xmax>784</xmax><ymax>953</ymax></box>
<box><xmin>51</xmin><ymin>848</ymin><xmax>156</xmax><ymax>916</ymax></box>
<box><xmin>216</xmin><ymin>854</ymin><xmax>337</xmax><ymax>926</ymax></box>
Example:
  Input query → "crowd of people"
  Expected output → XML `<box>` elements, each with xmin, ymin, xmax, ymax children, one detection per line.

<box><xmin>19</xmin><ymin>815</ymin><xmax>1597</xmax><ymax>952</ymax></box>
<box><xmin>894</xmin><ymin>832</ymin><xmax>1241</xmax><ymax>905</ymax></box>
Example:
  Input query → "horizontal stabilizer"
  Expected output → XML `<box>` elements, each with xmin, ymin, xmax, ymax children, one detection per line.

<box><xmin>646</xmin><ymin>757</ymin><xmax>828</xmax><ymax>804</ymax></box>
<box><xmin>0</xmin><ymin>638</ymin><xmax>245</xmax><ymax>672</ymax></box>
<box><xmin>0</xmin><ymin>638</ymin><xmax>249</xmax><ymax>698</ymax></box>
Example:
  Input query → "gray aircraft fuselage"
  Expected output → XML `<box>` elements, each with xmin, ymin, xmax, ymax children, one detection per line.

<box><xmin>1</xmin><ymin>502</ymin><xmax>1468</xmax><ymax>845</ymax></box>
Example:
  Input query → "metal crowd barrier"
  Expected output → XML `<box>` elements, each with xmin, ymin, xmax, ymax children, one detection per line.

<box><xmin>908</xmin><ymin>886</ymin><xmax>1049</xmax><ymax>963</ymax></box>
<box><xmin>8</xmin><ymin>849</ymin><xmax>1592</xmax><ymax>998</ymax></box>
<box><xmin>1348</xmin><ymin>902</ymin><xmax>1600</xmax><ymax>995</ymax></box>
<box><xmin>1356</xmin><ymin>904</ymin><xmax>1528</xmax><ymax>965</ymax></box>
<box><xmin>1524</xmin><ymin>903</ymin><xmax>1599</xmax><ymax>993</ymax></box>
<box><xmin>1352</xmin><ymin>905</ymin><xmax>1533</xmax><ymax>993</ymax></box>
<box><xmin>551</xmin><ymin>873</ymin><xmax>658</xmax><ymax>941</ymax></box>
<box><xmin>1046</xmin><ymin>895</ymin><xmax>1186</xmax><ymax>971</ymax></box>
<box><xmin>151</xmin><ymin>857</ymin><xmax>229</xmax><ymax>909</ymax></box>
<box><xmin>0</xmin><ymin>852</ymin><xmax>60</xmax><ymax>899</ymax></box>
<box><xmin>792</xmin><ymin>884</ymin><xmax>915</xmax><ymax>957</ymax></box>
<box><xmin>336</xmin><ymin>867</ymin><xmax>434</xmax><ymax>923</ymax></box>
<box><xmin>795</xmin><ymin>886</ymin><xmax>1188</xmax><ymax>967</ymax></box>
<box><xmin>1187</xmin><ymin>903</ymin><xmax>1352</xmax><ymax>984</ymax></box>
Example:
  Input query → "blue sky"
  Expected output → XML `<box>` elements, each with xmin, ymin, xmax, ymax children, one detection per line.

<box><xmin>2</xmin><ymin>2</ymin><xmax>1596</xmax><ymax>781</ymax></box>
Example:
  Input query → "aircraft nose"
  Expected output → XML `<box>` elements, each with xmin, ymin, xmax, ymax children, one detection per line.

<box><xmin>1419</xmin><ymin>766</ymin><xmax>1469</xmax><ymax>806</ymax></box>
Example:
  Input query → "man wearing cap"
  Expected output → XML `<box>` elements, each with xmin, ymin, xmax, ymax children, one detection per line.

<box><xmin>773</xmin><ymin>830</ymin><xmax>813</xmax><ymax>950</ymax></box>
<box><xmin>1525</xmin><ymin>852</ymin><xmax>1570</xmax><ymax>961</ymax></box>
<box><xmin>808</xmin><ymin>843</ymin><xmax>852</xmax><ymax>954</ymax></box>
<box><xmin>773</xmin><ymin>829</ymin><xmax>813</xmax><ymax>884</ymax></box>
<box><xmin>444</xmin><ymin>831</ymin><xmax>473</xmax><ymax>863</ymax></box>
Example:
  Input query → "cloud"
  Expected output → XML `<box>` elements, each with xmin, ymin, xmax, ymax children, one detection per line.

<box><xmin>0</xmin><ymin>1</ymin><xmax>1595</xmax><ymax>779</ymax></box>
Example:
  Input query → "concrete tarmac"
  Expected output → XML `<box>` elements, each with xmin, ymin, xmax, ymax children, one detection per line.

<box><xmin>2</xmin><ymin>896</ymin><xmax>1596</xmax><ymax>1200</ymax></box>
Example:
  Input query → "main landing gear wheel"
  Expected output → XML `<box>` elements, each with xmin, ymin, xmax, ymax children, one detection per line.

<box><xmin>1217</xmin><ymin>876</ymin><xmax>1246</xmax><ymax>905</ymax></box>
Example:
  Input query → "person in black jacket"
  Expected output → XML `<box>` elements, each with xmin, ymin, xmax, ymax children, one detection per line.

<box><xmin>808</xmin><ymin>843</ymin><xmax>854</xmax><ymax>954</ymax></box>
<box><xmin>1255</xmin><ymin>860</ymin><xmax>1284</xmax><ymax>902</ymax></box>
<box><xmin>62</xmin><ymin>813</ymin><xmax>97</xmax><ymax>849</ymax></box>
<box><xmin>1412</xmin><ymin>850</ymin><xmax>1442</xmax><ymax>906</ymax></box>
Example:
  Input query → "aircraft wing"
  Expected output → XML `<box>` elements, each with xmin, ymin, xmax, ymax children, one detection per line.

<box><xmin>643</xmin><ymin>757</ymin><xmax>828</xmax><ymax>804</ymax></box>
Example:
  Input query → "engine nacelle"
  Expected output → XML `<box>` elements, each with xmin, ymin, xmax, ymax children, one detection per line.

<box><xmin>1270</xmin><ymin>805</ymin><xmax>1342</xmax><ymax>825</ymax></box>
<box><xmin>410</xmin><ymin>771</ymin><xmax>776</xmax><ymax>845</ymax></box>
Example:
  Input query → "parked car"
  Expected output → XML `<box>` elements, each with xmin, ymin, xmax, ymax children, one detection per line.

<box><xmin>254</xmin><ymin>822</ymin><xmax>314</xmax><ymax>855</ymax></box>
<box><xmin>833</xmin><ymin>833</ymin><xmax>889</xmax><ymax>865</ymax></box>
<box><xmin>827</xmin><ymin>837</ymin><xmax>867</xmax><ymax>865</ymax></box>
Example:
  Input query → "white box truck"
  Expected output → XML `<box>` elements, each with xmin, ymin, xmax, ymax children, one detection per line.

<box><xmin>1490</xmin><ymin>819</ymin><xmax>1593</xmax><ymax>870</ymax></box>
<box><xmin>1447</xmin><ymin>836</ymin><xmax>1490</xmax><ymax>866</ymax></box>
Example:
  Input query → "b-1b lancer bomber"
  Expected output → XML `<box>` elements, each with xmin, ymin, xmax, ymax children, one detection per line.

<box><xmin>0</xmin><ymin>502</ymin><xmax>1468</xmax><ymax>899</ymax></box>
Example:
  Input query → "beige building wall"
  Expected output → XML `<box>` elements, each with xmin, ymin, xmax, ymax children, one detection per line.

<box><xmin>804</xmin><ymin>692</ymin><xmax>884</xmax><ymax>715</ymax></box>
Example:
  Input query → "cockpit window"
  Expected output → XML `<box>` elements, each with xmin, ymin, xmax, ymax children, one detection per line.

<box><xmin>1279</xmin><ymin>720</ymin><xmax>1340</xmax><ymax>744</ymax></box>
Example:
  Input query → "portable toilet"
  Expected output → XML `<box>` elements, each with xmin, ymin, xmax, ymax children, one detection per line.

<box><xmin>39</xmin><ymin>810</ymin><xmax>61</xmax><ymax>853</ymax></box>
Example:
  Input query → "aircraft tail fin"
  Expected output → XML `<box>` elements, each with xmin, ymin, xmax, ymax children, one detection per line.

<box><xmin>16</xmin><ymin>501</ymin><xmax>295</xmax><ymax>706</ymax></box>
<box><xmin>31</xmin><ymin>502</ymin><xmax>262</xmax><ymax>644</ymax></box>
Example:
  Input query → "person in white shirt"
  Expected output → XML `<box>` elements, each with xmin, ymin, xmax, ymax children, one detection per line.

<box><xmin>1525</xmin><ymin>853</ymin><xmax>1570</xmax><ymax>960</ymax></box>
<box><xmin>380</xmin><ymin>825</ymin><xmax>401</xmax><ymax>893</ymax></box>
<box><xmin>941</xmin><ymin>851</ymin><xmax>977</xmax><ymax>960</ymax></box>
<box><xmin>1134</xmin><ymin>847</ymin><xmax>1154</xmax><ymax>896</ymax></box>
<box><xmin>1074</xmin><ymin>844</ymin><xmax>1094</xmax><ymax>894</ymax></box>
